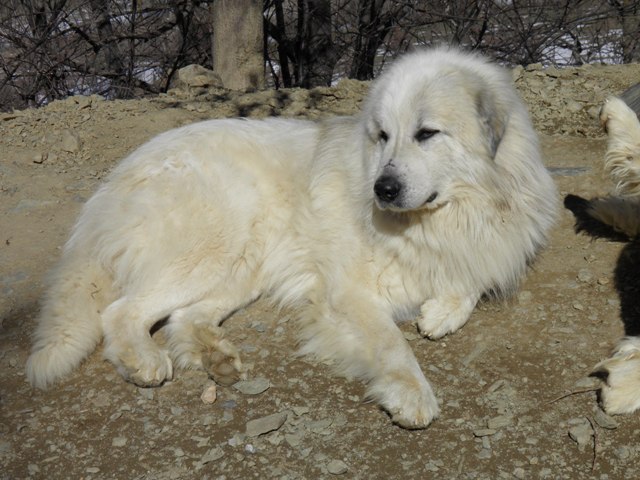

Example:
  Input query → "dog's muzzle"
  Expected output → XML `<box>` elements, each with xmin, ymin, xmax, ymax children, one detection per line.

<box><xmin>374</xmin><ymin>175</ymin><xmax>439</xmax><ymax>209</ymax></box>
<box><xmin>374</xmin><ymin>175</ymin><xmax>402</xmax><ymax>203</ymax></box>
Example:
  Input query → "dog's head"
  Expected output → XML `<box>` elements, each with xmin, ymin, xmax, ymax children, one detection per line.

<box><xmin>362</xmin><ymin>48</ymin><xmax>511</xmax><ymax>212</ymax></box>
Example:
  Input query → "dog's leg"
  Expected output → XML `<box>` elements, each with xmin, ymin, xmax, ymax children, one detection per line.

<box><xmin>592</xmin><ymin>336</ymin><xmax>640</xmax><ymax>415</ymax></box>
<box><xmin>417</xmin><ymin>292</ymin><xmax>480</xmax><ymax>339</ymax></box>
<box><xmin>299</xmin><ymin>288</ymin><xmax>439</xmax><ymax>429</ymax></box>
<box><xmin>101</xmin><ymin>297</ymin><xmax>174</xmax><ymax>387</ymax></box>
<box><xmin>165</xmin><ymin>293</ymin><xmax>259</xmax><ymax>385</ymax></box>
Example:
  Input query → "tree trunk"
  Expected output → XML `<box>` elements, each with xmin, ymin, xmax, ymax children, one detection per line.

<box><xmin>296</xmin><ymin>0</ymin><xmax>336</xmax><ymax>88</ymax></box>
<box><xmin>211</xmin><ymin>0</ymin><xmax>264</xmax><ymax>90</ymax></box>
<box><xmin>349</xmin><ymin>0</ymin><xmax>394</xmax><ymax>80</ymax></box>
<box><xmin>88</xmin><ymin>0</ymin><xmax>129</xmax><ymax>97</ymax></box>
<box><xmin>618</xmin><ymin>0</ymin><xmax>640</xmax><ymax>63</ymax></box>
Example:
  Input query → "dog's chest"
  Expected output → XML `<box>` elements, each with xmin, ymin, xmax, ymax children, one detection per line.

<box><xmin>371</xmin><ymin>244</ymin><xmax>432</xmax><ymax>318</ymax></box>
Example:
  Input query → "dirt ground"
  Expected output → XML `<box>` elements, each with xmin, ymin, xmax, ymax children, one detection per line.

<box><xmin>2</xmin><ymin>62</ymin><xmax>640</xmax><ymax>480</ymax></box>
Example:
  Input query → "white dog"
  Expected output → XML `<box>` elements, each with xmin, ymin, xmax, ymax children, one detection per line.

<box><xmin>26</xmin><ymin>48</ymin><xmax>557</xmax><ymax>428</ymax></box>
<box><xmin>565</xmin><ymin>90</ymin><xmax>640</xmax><ymax>415</ymax></box>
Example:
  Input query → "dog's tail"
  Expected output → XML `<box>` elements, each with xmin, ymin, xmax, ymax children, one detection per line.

<box><xmin>564</xmin><ymin>194</ymin><xmax>640</xmax><ymax>242</ymax></box>
<box><xmin>26</xmin><ymin>250</ymin><xmax>113</xmax><ymax>389</ymax></box>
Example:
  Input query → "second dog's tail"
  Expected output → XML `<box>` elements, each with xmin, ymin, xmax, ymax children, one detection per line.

<box><xmin>564</xmin><ymin>194</ymin><xmax>640</xmax><ymax>242</ymax></box>
<box><xmin>26</xmin><ymin>252</ymin><xmax>113</xmax><ymax>389</ymax></box>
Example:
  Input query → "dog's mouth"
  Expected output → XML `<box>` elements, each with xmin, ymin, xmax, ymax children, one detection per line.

<box><xmin>374</xmin><ymin>195</ymin><xmax>448</xmax><ymax>213</ymax></box>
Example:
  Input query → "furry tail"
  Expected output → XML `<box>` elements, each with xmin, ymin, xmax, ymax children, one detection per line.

<box><xmin>564</xmin><ymin>194</ymin><xmax>640</xmax><ymax>242</ymax></box>
<box><xmin>26</xmin><ymin>254</ymin><xmax>112</xmax><ymax>389</ymax></box>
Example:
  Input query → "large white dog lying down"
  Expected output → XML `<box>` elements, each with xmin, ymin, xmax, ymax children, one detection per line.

<box><xmin>27</xmin><ymin>48</ymin><xmax>558</xmax><ymax>429</ymax></box>
<box><xmin>565</xmin><ymin>87</ymin><xmax>640</xmax><ymax>416</ymax></box>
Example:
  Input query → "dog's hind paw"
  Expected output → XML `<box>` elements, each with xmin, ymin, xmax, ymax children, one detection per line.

<box><xmin>592</xmin><ymin>337</ymin><xmax>640</xmax><ymax>415</ymax></box>
<box><xmin>203</xmin><ymin>345</ymin><xmax>246</xmax><ymax>386</ymax></box>
<box><xmin>111</xmin><ymin>347</ymin><xmax>174</xmax><ymax>387</ymax></box>
<box><xmin>194</xmin><ymin>325</ymin><xmax>245</xmax><ymax>386</ymax></box>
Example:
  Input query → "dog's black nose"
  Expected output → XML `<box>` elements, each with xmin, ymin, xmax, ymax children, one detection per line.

<box><xmin>374</xmin><ymin>176</ymin><xmax>402</xmax><ymax>202</ymax></box>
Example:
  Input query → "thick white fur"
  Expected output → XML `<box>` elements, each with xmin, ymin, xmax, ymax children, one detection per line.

<box><xmin>26</xmin><ymin>48</ymin><xmax>557</xmax><ymax>428</ymax></box>
<box><xmin>601</xmin><ymin>96</ymin><xmax>640</xmax><ymax>196</ymax></box>
<box><xmin>594</xmin><ymin>337</ymin><xmax>640</xmax><ymax>415</ymax></box>
<box><xmin>591</xmin><ymin>94</ymin><xmax>640</xmax><ymax>415</ymax></box>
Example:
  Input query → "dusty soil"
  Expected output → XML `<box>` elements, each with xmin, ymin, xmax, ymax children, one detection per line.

<box><xmin>2</xmin><ymin>62</ymin><xmax>640</xmax><ymax>480</ymax></box>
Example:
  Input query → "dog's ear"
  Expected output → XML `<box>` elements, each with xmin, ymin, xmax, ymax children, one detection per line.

<box><xmin>476</xmin><ymin>91</ymin><xmax>507</xmax><ymax>158</ymax></box>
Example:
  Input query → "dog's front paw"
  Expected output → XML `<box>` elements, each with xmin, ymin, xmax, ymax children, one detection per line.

<box><xmin>110</xmin><ymin>347</ymin><xmax>174</xmax><ymax>387</ymax></box>
<box><xmin>368</xmin><ymin>372</ymin><xmax>440</xmax><ymax>429</ymax></box>
<box><xmin>417</xmin><ymin>296</ymin><xmax>475</xmax><ymax>339</ymax></box>
<box><xmin>592</xmin><ymin>337</ymin><xmax>640</xmax><ymax>415</ymax></box>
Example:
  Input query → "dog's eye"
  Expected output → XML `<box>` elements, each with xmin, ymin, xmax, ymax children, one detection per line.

<box><xmin>415</xmin><ymin>128</ymin><xmax>440</xmax><ymax>142</ymax></box>
<box><xmin>378</xmin><ymin>130</ymin><xmax>389</xmax><ymax>143</ymax></box>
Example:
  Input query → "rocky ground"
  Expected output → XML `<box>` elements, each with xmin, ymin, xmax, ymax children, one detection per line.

<box><xmin>1</xmin><ymin>61</ymin><xmax>640</xmax><ymax>480</ymax></box>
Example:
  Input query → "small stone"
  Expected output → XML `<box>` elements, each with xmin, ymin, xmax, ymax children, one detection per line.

<box><xmin>285</xmin><ymin>432</ymin><xmax>304</xmax><ymax>447</ymax></box>
<box><xmin>518</xmin><ymin>290</ymin><xmax>533</xmax><ymax>303</ymax></box>
<box><xmin>477</xmin><ymin>449</ymin><xmax>491</xmax><ymax>459</ymax></box>
<box><xmin>74</xmin><ymin>95</ymin><xmax>92</xmax><ymax>109</ymax></box>
<box><xmin>222</xmin><ymin>399</ymin><xmax>237</xmax><ymax>409</ymax></box>
<box><xmin>488</xmin><ymin>379</ymin><xmax>506</xmax><ymax>393</ymax></box>
<box><xmin>200</xmin><ymin>447</ymin><xmax>224</xmax><ymax>464</ymax></box>
<box><xmin>86</xmin><ymin>467</ymin><xmax>100</xmax><ymax>474</ymax></box>
<box><xmin>487</xmin><ymin>415</ymin><xmax>512</xmax><ymax>429</ymax></box>
<box><xmin>266</xmin><ymin>432</ymin><xmax>283</xmax><ymax>446</ymax></box>
<box><xmin>173</xmin><ymin>447</ymin><xmax>185</xmax><ymax>457</ymax></box>
<box><xmin>572</xmin><ymin>302</ymin><xmax>585</xmax><ymax>311</ymax></box>
<box><xmin>566</xmin><ymin>100</ymin><xmax>584</xmax><ymax>113</ymax></box>
<box><xmin>246</xmin><ymin>411</ymin><xmax>287</xmax><ymax>437</ymax></box>
<box><xmin>201</xmin><ymin>414</ymin><xmax>216</xmax><ymax>426</ymax></box>
<box><xmin>292</xmin><ymin>406</ymin><xmax>310</xmax><ymax>416</ymax></box>
<box><xmin>513</xmin><ymin>467</ymin><xmax>526</xmax><ymax>479</ymax></box>
<box><xmin>425</xmin><ymin>461</ymin><xmax>440</xmax><ymax>472</ymax></box>
<box><xmin>112</xmin><ymin>436</ymin><xmax>127</xmax><ymax>447</ymax></box>
<box><xmin>228</xmin><ymin>432</ymin><xmax>245</xmax><ymax>446</ymax></box>
<box><xmin>577</xmin><ymin>269</ymin><xmax>593</xmax><ymax>283</ymax></box>
<box><xmin>233</xmin><ymin>377</ymin><xmax>270</xmax><ymax>395</ymax></box>
<box><xmin>482</xmin><ymin>436</ymin><xmax>491</xmax><ymax>450</ymax></box>
<box><xmin>201</xmin><ymin>384</ymin><xmax>217</xmax><ymax>404</ymax></box>
<box><xmin>614</xmin><ymin>446</ymin><xmax>631</xmax><ymax>460</ymax></box>
<box><xmin>32</xmin><ymin>152</ymin><xmax>47</xmax><ymax>164</ymax></box>
<box><xmin>306</xmin><ymin>417</ymin><xmax>333</xmax><ymax>433</ymax></box>
<box><xmin>568</xmin><ymin>422</ymin><xmax>593</xmax><ymax>448</ymax></box>
<box><xmin>60</xmin><ymin>130</ymin><xmax>81</xmax><ymax>153</ymax></box>
<box><xmin>403</xmin><ymin>331</ymin><xmax>421</xmax><ymax>341</ymax></box>
<box><xmin>250</xmin><ymin>321</ymin><xmax>267</xmax><ymax>333</ymax></box>
<box><xmin>327</xmin><ymin>459</ymin><xmax>348</xmax><ymax>475</ymax></box>
<box><xmin>473</xmin><ymin>428</ymin><xmax>497</xmax><ymax>437</ymax></box>
<box><xmin>594</xmin><ymin>409</ymin><xmax>618</xmax><ymax>430</ymax></box>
